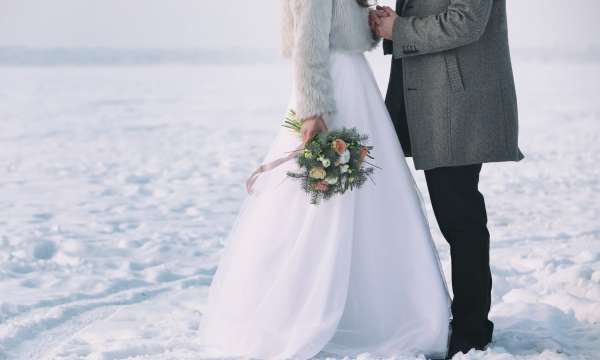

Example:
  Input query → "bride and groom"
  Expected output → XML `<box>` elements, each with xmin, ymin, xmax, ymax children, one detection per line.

<box><xmin>200</xmin><ymin>0</ymin><xmax>523</xmax><ymax>359</ymax></box>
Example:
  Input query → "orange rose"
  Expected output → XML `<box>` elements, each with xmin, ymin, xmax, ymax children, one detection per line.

<box><xmin>359</xmin><ymin>147</ymin><xmax>370</xmax><ymax>161</ymax></box>
<box><xmin>331</xmin><ymin>139</ymin><xmax>347</xmax><ymax>155</ymax></box>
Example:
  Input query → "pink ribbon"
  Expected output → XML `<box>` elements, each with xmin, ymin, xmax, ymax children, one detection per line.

<box><xmin>246</xmin><ymin>146</ymin><xmax>303</xmax><ymax>194</ymax></box>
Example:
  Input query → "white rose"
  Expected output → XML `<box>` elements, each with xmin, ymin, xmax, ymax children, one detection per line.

<box><xmin>320</xmin><ymin>158</ymin><xmax>331</xmax><ymax>168</ymax></box>
<box><xmin>339</xmin><ymin>150</ymin><xmax>351</xmax><ymax>165</ymax></box>
<box><xmin>325</xmin><ymin>176</ymin><xmax>338</xmax><ymax>185</ymax></box>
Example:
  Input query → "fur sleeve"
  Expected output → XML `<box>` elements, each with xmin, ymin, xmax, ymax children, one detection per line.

<box><xmin>291</xmin><ymin>0</ymin><xmax>335</xmax><ymax>121</ymax></box>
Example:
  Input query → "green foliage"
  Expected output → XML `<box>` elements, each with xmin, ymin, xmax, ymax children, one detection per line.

<box><xmin>282</xmin><ymin>109</ymin><xmax>303</xmax><ymax>133</ymax></box>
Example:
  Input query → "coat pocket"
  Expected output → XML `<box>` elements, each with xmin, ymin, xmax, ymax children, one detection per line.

<box><xmin>444</xmin><ymin>52</ymin><xmax>465</xmax><ymax>92</ymax></box>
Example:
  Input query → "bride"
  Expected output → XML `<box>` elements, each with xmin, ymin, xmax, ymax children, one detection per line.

<box><xmin>199</xmin><ymin>0</ymin><xmax>451</xmax><ymax>358</ymax></box>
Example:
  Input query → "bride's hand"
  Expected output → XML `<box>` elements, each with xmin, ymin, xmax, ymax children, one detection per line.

<box><xmin>301</xmin><ymin>116</ymin><xmax>328</xmax><ymax>145</ymax></box>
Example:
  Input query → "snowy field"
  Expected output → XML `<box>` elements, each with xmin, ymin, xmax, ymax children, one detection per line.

<box><xmin>1</xmin><ymin>51</ymin><xmax>599</xmax><ymax>359</ymax></box>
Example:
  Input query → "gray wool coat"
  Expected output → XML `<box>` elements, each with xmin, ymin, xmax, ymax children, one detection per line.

<box><xmin>384</xmin><ymin>0</ymin><xmax>524</xmax><ymax>170</ymax></box>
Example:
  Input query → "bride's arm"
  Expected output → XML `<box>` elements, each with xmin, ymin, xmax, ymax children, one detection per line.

<box><xmin>291</xmin><ymin>0</ymin><xmax>335</xmax><ymax>122</ymax></box>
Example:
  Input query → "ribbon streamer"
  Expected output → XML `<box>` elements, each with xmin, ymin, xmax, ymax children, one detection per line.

<box><xmin>246</xmin><ymin>146</ymin><xmax>303</xmax><ymax>194</ymax></box>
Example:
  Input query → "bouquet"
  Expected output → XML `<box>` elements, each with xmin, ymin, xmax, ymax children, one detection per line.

<box><xmin>283</xmin><ymin>110</ymin><xmax>376</xmax><ymax>205</ymax></box>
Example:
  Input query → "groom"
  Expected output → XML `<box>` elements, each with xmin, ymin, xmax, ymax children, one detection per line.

<box><xmin>371</xmin><ymin>0</ymin><xmax>523</xmax><ymax>358</ymax></box>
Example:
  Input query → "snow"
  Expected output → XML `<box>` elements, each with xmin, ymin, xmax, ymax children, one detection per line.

<box><xmin>0</xmin><ymin>51</ymin><xmax>599</xmax><ymax>359</ymax></box>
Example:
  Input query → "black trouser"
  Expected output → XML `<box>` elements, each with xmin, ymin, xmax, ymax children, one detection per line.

<box><xmin>386</xmin><ymin>57</ymin><xmax>493</xmax><ymax>351</ymax></box>
<box><xmin>424</xmin><ymin>164</ymin><xmax>494</xmax><ymax>350</ymax></box>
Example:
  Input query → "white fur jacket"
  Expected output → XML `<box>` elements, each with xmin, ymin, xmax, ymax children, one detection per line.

<box><xmin>281</xmin><ymin>0</ymin><xmax>380</xmax><ymax>120</ymax></box>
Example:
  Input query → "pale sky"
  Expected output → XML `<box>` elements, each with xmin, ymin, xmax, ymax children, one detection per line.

<box><xmin>1</xmin><ymin>0</ymin><xmax>599</xmax><ymax>50</ymax></box>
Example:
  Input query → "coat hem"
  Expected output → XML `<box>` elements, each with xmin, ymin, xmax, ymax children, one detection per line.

<box><xmin>409</xmin><ymin>152</ymin><xmax>525</xmax><ymax>171</ymax></box>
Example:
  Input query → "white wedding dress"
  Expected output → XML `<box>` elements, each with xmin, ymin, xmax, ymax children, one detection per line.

<box><xmin>199</xmin><ymin>52</ymin><xmax>451</xmax><ymax>359</ymax></box>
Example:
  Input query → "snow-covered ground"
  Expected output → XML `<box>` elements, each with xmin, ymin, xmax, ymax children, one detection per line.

<box><xmin>0</xmin><ymin>51</ymin><xmax>599</xmax><ymax>359</ymax></box>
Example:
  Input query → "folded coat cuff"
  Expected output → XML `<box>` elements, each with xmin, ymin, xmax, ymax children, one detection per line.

<box><xmin>392</xmin><ymin>17</ymin><xmax>418</xmax><ymax>59</ymax></box>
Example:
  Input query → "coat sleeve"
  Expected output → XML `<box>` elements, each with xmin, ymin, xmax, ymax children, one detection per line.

<box><xmin>383</xmin><ymin>39</ymin><xmax>394</xmax><ymax>55</ymax></box>
<box><xmin>291</xmin><ymin>0</ymin><xmax>335</xmax><ymax>121</ymax></box>
<box><xmin>391</xmin><ymin>0</ymin><xmax>493</xmax><ymax>59</ymax></box>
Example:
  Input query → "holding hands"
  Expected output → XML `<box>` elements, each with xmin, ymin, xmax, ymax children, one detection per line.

<box><xmin>369</xmin><ymin>6</ymin><xmax>398</xmax><ymax>40</ymax></box>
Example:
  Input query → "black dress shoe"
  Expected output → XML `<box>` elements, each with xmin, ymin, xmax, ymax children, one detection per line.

<box><xmin>445</xmin><ymin>319</ymin><xmax>493</xmax><ymax>358</ymax></box>
<box><xmin>445</xmin><ymin>335</ymin><xmax>491</xmax><ymax>359</ymax></box>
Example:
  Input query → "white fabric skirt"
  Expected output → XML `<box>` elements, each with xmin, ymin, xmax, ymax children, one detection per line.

<box><xmin>199</xmin><ymin>52</ymin><xmax>451</xmax><ymax>359</ymax></box>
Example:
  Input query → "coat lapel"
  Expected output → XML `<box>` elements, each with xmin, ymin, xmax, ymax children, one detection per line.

<box><xmin>400</xmin><ymin>0</ymin><xmax>411</xmax><ymax>14</ymax></box>
<box><xmin>395</xmin><ymin>0</ymin><xmax>404</xmax><ymax>14</ymax></box>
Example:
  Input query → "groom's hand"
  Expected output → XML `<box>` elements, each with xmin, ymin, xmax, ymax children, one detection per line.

<box><xmin>301</xmin><ymin>116</ymin><xmax>328</xmax><ymax>145</ymax></box>
<box><xmin>375</xmin><ymin>6</ymin><xmax>398</xmax><ymax>40</ymax></box>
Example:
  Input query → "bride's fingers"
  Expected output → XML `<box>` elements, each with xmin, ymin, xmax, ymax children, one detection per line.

<box><xmin>375</xmin><ymin>10</ymin><xmax>388</xmax><ymax>18</ymax></box>
<box><xmin>369</xmin><ymin>12</ymin><xmax>382</xmax><ymax>25</ymax></box>
<box><xmin>383</xmin><ymin>6</ymin><xmax>396</xmax><ymax>16</ymax></box>
<box><xmin>303</xmin><ymin>130</ymin><xmax>315</xmax><ymax>145</ymax></box>
<box><xmin>375</xmin><ymin>6</ymin><xmax>390</xmax><ymax>17</ymax></box>
<box><xmin>374</xmin><ymin>26</ymin><xmax>382</xmax><ymax>37</ymax></box>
